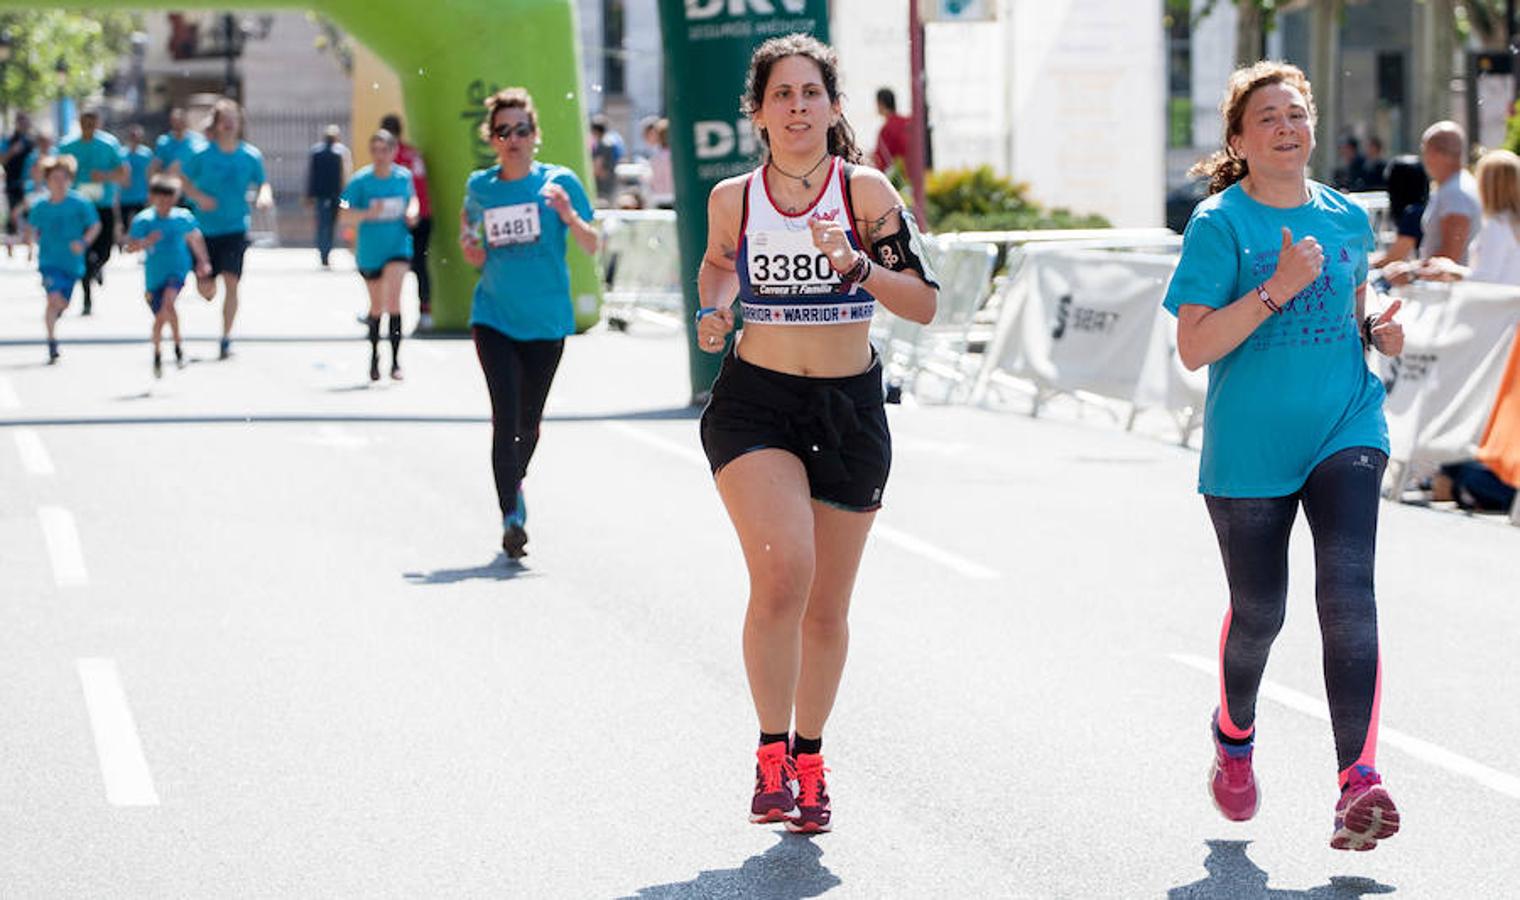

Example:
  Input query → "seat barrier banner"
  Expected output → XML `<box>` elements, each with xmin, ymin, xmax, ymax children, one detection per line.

<box><xmin>1379</xmin><ymin>281</ymin><xmax>1520</xmax><ymax>469</ymax></box>
<box><xmin>987</xmin><ymin>248</ymin><xmax>1179</xmax><ymax>403</ymax></box>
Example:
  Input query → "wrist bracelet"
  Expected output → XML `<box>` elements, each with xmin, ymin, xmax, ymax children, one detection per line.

<box><xmin>1361</xmin><ymin>314</ymin><xmax>1377</xmax><ymax>350</ymax></box>
<box><xmin>695</xmin><ymin>306</ymin><xmax>718</xmax><ymax>323</ymax></box>
<box><xmin>837</xmin><ymin>252</ymin><xmax>869</xmax><ymax>285</ymax></box>
<box><xmin>1255</xmin><ymin>283</ymin><xmax>1282</xmax><ymax>315</ymax></box>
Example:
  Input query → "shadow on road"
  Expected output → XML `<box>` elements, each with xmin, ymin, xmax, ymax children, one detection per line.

<box><xmin>402</xmin><ymin>554</ymin><xmax>538</xmax><ymax>585</ymax></box>
<box><xmin>620</xmin><ymin>833</ymin><xmax>839</xmax><ymax>899</ymax></box>
<box><xmin>1168</xmin><ymin>841</ymin><xmax>1396</xmax><ymax>899</ymax></box>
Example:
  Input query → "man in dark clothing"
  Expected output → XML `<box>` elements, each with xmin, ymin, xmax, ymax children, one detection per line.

<box><xmin>3</xmin><ymin>113</ymin><xmax>37</xmax><ymax>257</ymax></box>
<box><xmin>380</xmin><ymin>113</ymin><xmax>435</xmax><ymax>330</ymax></box>
<box><xmin>1334</xmin><ymin>136</ymin><xmax>1370</xmax><ymax>192</ymax></box>
<box><xmin>306</xmin><ymin>124</ymin><xmax>349</xmax><ymax>268</ymax></box>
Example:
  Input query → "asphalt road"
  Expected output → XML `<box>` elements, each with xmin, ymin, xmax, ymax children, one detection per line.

<box><xmin>1</xmin><ymin>248</ymin><xmax>1517</xmax><ymax>898</ymax></box>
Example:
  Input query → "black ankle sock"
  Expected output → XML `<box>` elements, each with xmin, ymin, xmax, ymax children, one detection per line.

<box><xmin>792</xmin><ymin>734</ymin><xmax>822</xmax><ymax>757</ymax></box>
<box><xmin>387</xmin><ymin>314</ymin><xmax>402</xmax><ymax>362</ymax></box>
<box><xmin>174</xmin><ymin>343</ymin><xmax>183</xmax><ymax>359</ymax></box>
<box><xmin>366</xmin><ymin>316</ymin><xmax>381</xmax><ymax>353</ymax></box>
<box><xmin>1216</xmin><ymin>724</ymin><xmax>1253</xmax><ymax>747</ymax></box>
<box><xmin>759</xmin><ymin>731</ymin><xmax>789</xmax><ymax>749</ymax></box>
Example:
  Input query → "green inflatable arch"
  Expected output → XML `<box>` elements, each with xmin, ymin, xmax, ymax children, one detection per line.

<box><xmin>0</xmin><ymin>0</ymin><xmax>599</xmax><ymax>332</ymax></box>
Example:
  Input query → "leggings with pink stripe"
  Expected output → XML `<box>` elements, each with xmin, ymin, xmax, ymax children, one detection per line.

<box><xmin>1204</xmin><ymin>446</ymin><xmax>1387</xmax><ymax>784</ymax></box>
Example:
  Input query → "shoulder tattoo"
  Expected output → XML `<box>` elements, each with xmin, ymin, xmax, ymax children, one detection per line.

<box><xmin>860</xmin><ymin>204</ymin><xmax>904</xmax><ymax>243</ymax></box>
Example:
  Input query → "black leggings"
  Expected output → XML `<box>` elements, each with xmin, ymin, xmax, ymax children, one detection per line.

<box><xmin>410</xmin><ymin>217</ymin><xmax>432</xmax><ymax>309</ymax></box>
<box><xmin>82</xmin><ymin>206</ymin><xmax>115</xmax><ymax>305</ymax></box>
<box><xmin>1205</xmin><ymin>446</ymin><xmax>1387</xmax><ymax>781</ymax></box>
<box><xmin>473</xmin><ymin>325</ymin><xmax>564</xmax><ymax>518</ymax></box>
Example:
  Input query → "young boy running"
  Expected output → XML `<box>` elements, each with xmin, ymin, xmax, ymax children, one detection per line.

<box><xmin>125</xmin><ymin>175</ymin><xmax>211</xmax><ymax>377</ymax></box>
<box><xmin>22</xmin><ymin>156</ymin><xmax>100</xmax><ymax>363</ymax></box>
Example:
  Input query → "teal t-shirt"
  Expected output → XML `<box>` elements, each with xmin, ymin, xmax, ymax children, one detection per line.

<box><xmin>129</xmin><ymin>207</ymin><xmax>200</xmax><ymax>288</ymax></box>
<box><xmin>183</xmin><ymin>141</ymin><xmax>266</xmax><ymax>237</ymax></box>
<box><xmin>152</xmin><ymin>131</ymin><xmax>207</xmax><ymax>172</ymax></box>
<box><xmin>1162</xmin><ymin>181</ymin><xmax>1388</xmax><ymax>497</ymax></box>
<box><xmin>464</xmin><ymin>162</ymin><xmax>593</xmax><ymax>341</ymax></box>
<box><xmin>29</xmin><ymin>192</ymin><xmax>99</xmax><ymax>277</ymax></box>
<box><xmin>58</xmin><ymin>131</ymin><xmax>126</xmax><ymax>208</ymax></box>
<box><xmin>122</xmin><ymin>145</ymin><xmax>154</xmax><ymax>204</ymax></box>
<box><xmin>340</xmin><ymin>164</ymin><xmax>414</xmax><ymax>271</ymax></box>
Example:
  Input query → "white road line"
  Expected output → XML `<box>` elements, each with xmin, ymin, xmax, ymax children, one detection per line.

<box><xmin>0</xmin><ymin>376</ymin><xmax>19</xmax><ymax>410</ymax></box>
<box><xmin>76</xmin><ymin>659</ymin><xmax>160</xmax><ymax>807</ymax></box>
<box><xmin>871</xmin><ymin>523</ymin><xmax>1001</xmax><ymax>580</ymax></box>
<box><xmin>606</xmin><ymin>422</ymin><xmax>1001</xmax><ymax>580</ymax></box>
<box><xmin>1169</xmin><ymin>652</ymin><xmax>1520</xmax><ymax>800</ymax></box>
<box><xmin>298</xmin><ymin>424</ymin><xmax>371</xmax><ymax>449</ymax></box>
<box><xmin>604</xmin><ymin>421</ymin><xmax>707</xmax><ymax>466</ymax></box>
<box><xmin>14</xmin><ymin>428</ymin><xmax>56</xmax><ymax>475</ymax></box>
<box><xmin>38</xmin><ymin>506</ymin><xmax>88</xmax><ymax>587</ymax></box>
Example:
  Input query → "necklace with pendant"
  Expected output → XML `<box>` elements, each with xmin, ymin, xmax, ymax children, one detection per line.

<box><xmin>769</xmin><ymin>152</ymin><xmax>830</xmax><ymax>190</ymax></box>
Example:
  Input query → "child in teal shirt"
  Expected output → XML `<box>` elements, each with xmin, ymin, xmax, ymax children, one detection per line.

<box><xmin>126</xmin><ymin>175</ymin><xmax>212</xmax><ymax>377</ymax></box>
<box><xmin>23</xmin><ymin>156</ymin><xmax>100</xmax><ymax>363</ymax></box>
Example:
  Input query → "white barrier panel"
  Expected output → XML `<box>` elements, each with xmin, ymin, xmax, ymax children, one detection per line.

<box><xmin>1379</xmin><ymin>280</ymin><xmax>1520</xmax><ymax>489</ymax></box>
<box><xmin>979</xmin><ymin>247</ymin><xmax>1179</xmax><ymax>404</ymax></box>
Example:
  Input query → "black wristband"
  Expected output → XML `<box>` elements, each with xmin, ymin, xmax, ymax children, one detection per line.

<box><xmin>1361</xmin><ymin>314</ymin><xmax>1377</xmax><ymax>350</ymax></box>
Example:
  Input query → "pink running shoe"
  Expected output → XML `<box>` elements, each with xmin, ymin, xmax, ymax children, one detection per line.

<box><xmin>1331</xmin><ymin>766</ymin><xmax>1400</xmax><ymax>851</ymax></box>
<box><xmin>787</xmin><ymin>752</ymin><xmax>832</xmax><ymax>834</ymax></box>
<box><xmin>1209</xmin><ymin>710</ymin><xmax>1259</xmax><ymax>822</ymax></box>
<box><xmin>750</xmin><ymin>741</ymin><xmax>796</xmax><ymax>824</ymax></box>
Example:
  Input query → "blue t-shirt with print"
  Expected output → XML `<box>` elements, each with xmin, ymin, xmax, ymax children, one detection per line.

<box><xmin>153</xmin><ymin>131</ymin><xmax>207</xmax><ymax>173</ymax></box>
<box><xmin>183</xmin><ymin>141</ymin><xmax>266</xmax><ymax>237</ymax></box>
<box><xmin>1162</xmin><ymin>181</ymin><xmax>1388</xmax><ymax>497</ymax></box>
<box><xmin>58</xmin><ymin>131</ymin><xmax>126</xmax><ymax>208</ymax></box>
<box><xmin>464</xmin><ymin>162</ymin><xmax>593</xmax><ymax>341</ymax></box>
<box><xmin>122</xmin><ymin>145</ymin><xmax>154</xmax><ymax>205</ymax></box>
<box><xmin>29</xmin><ymin>192</ymin><xmax>99</xmax><ymax>278</ymax></box>
<box><xmin>129</xmin><ymin>206</ymin><xmax>200</xmax><ymax>289</ymax></box>
<box><xmin>340</xmin><ymin>164</ymin><xmax>414</xmax><ymax>271</ymax></box>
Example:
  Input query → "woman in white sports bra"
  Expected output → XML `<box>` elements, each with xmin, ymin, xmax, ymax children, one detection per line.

<box><xmin>695</xmin><ymin>33</ymin><xmax>937</xmax><ymax>834</ymax></box>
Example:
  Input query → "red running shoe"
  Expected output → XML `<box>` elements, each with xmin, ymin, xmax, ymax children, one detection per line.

<box><xmin>1209</xmin><ymin>710</ymin><xmax>1259</xmax><ymax>822</ymax></box>
<box><xmin>750</xmin><ymin>741</ymin><xmax>795</xmax><ymax>824</ymax></box>
<box><xmin>787</xmin><ymin>752</ymin><xmax>832</xmax><ymax>834</ymax></box>
<box><xmin>1331</xmin><ymin>766</ymin><xmax>1400</xmax><ymax>851</ymax></box>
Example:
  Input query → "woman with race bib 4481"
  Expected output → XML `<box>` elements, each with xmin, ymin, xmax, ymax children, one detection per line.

<box><xmin>695</xmin><ymin>34</ymin><xmax>938</xmax><ymax>834</ymax></box>
<box><xmin>459</xmin><ymin>88</ymin><xmax>598</xmax><ymax>560</ymax></box>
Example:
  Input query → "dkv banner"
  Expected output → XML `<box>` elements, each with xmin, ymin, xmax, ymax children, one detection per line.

<box><xmin>658</xmin><ymin>0</ymin><xmax>831</xmax><ymax>402</ymax></box>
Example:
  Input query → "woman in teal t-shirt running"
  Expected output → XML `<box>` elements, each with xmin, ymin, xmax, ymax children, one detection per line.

<box><xmin>458</xmin><ymin>87</ymin><xmax>599</xmax><ymax>560</ymax></box>
<box><xmin>1163</xmin><ymin>61</ymin><xmax>1407</xmax><ymax>852</ymax></box>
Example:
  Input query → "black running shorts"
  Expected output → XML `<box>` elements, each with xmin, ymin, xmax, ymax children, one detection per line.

<box><xmin>700</xmin><ymin>349</ymin><xmax>891</xmax><ymax>512</ymax></box>
<box><xmin>204</xmin><ymin>232</ymin><xmax>249</xmax><ymax>278</ymax></box>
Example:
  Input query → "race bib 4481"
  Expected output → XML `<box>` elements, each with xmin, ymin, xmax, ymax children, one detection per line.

<box><xmin>484</xmin><ymin>202</ymin><xmax>542</xmax><ymax>248</ymax></box>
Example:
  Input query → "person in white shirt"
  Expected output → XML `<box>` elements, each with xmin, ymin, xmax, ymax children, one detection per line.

<box><xmin>1418</xmin><ymin>149</ymin><xmax>1520</xmax><ymax>286</ymax></box>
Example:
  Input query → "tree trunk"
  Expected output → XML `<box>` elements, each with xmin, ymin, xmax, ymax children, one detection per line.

<box><xmin>1235</xmin><ymin>1</ymin><xmax>1263</xmax><ymax>67</ymax></box>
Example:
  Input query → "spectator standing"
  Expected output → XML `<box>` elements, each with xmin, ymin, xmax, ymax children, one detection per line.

<box><xmin>307</xmin><ymin>124</ymin><xmax>350</xmax><ymax>268</ymax></box>
<box><xmin>871</xmin><ymin>87</ymin><xmax>911</xmax><ymax>174</ymax></box>
<box><xmin>58</xmin><ymin>110</ymin><xmax>128</xmax><ymax>316</ymax></box>
<box><xmin>1418</xmin><ymin>121</ymin><xmax>1481</xmax><ymax>264</ymax></box>
<box><xmin>3</xmin><ymin>112</ymin><xmax>36</xmax><ymax>258</ymax></box>
<box><xmin>643</xmin><ymin>117</ymin><xmax>674</xmax><ymax>209</ymax></box>
<box><xmin>380</xmin><ymin>113</ymin><xmax>435</xmax><ymax>330</ymax></box>
<box><xmin>589</xmin><ymin>114</ymin><xmax>624</xmax><ymax>205</ymax></box>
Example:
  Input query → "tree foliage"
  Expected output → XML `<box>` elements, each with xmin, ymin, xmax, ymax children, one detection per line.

<box><xmin>0</xmin><ymin>10</ymin><xmax>142</xmax><ymax>117</ymax></box>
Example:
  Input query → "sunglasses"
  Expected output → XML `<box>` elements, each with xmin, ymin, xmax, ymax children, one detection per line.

<box><xmin>491</xmin><ymin>123</ymin><xmax>534</xmax><ymax>141</ymax></box>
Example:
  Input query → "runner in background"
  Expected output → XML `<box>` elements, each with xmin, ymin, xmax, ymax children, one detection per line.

<box><xmin>459</xmin><ymin>88</ymin><xmax>598</xmax><ymax>560</ymax></box>
<box><xmin>342</xmin><ymin>129</ymin><xmax>418</xmax><ymax>382</ymax></box>
<box><xmin>119</xmin><ymin>125</ymin><xmax>154</xmax><ymax>245</ymax></box>
<box><xmin>125</xmin><ymin>175</ymin><xmax>211</xmax><ymax>377</ymax></box>
<box><xmin>22</xmin><ymin>156</ymin><xmax>100</xmax><ymax>364</ymax></box>
<box><xmin>380</xmin><ymin>114</ymin><xmax>435</xmax><ymax>332</ymax></box>
<box><xmin>180</xmin><ymin>98</ymin><xmax>272</xmax><ymax>361</ymax></box>
<box><xmin>58</xmin><ymin>110</ymin><xmax>127</xmax><ymax>316</ymax></box>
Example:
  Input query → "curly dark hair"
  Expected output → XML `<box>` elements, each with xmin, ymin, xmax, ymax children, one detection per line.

<box><xmin>741</xmin><ymin>33</ymin><xmax>861</xmax><ymax>164</ymax></box>
<box><xmin>1190</xmin><ymin>61</ymin><xmax>1317</xmax><ymax>196</ymax></box>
